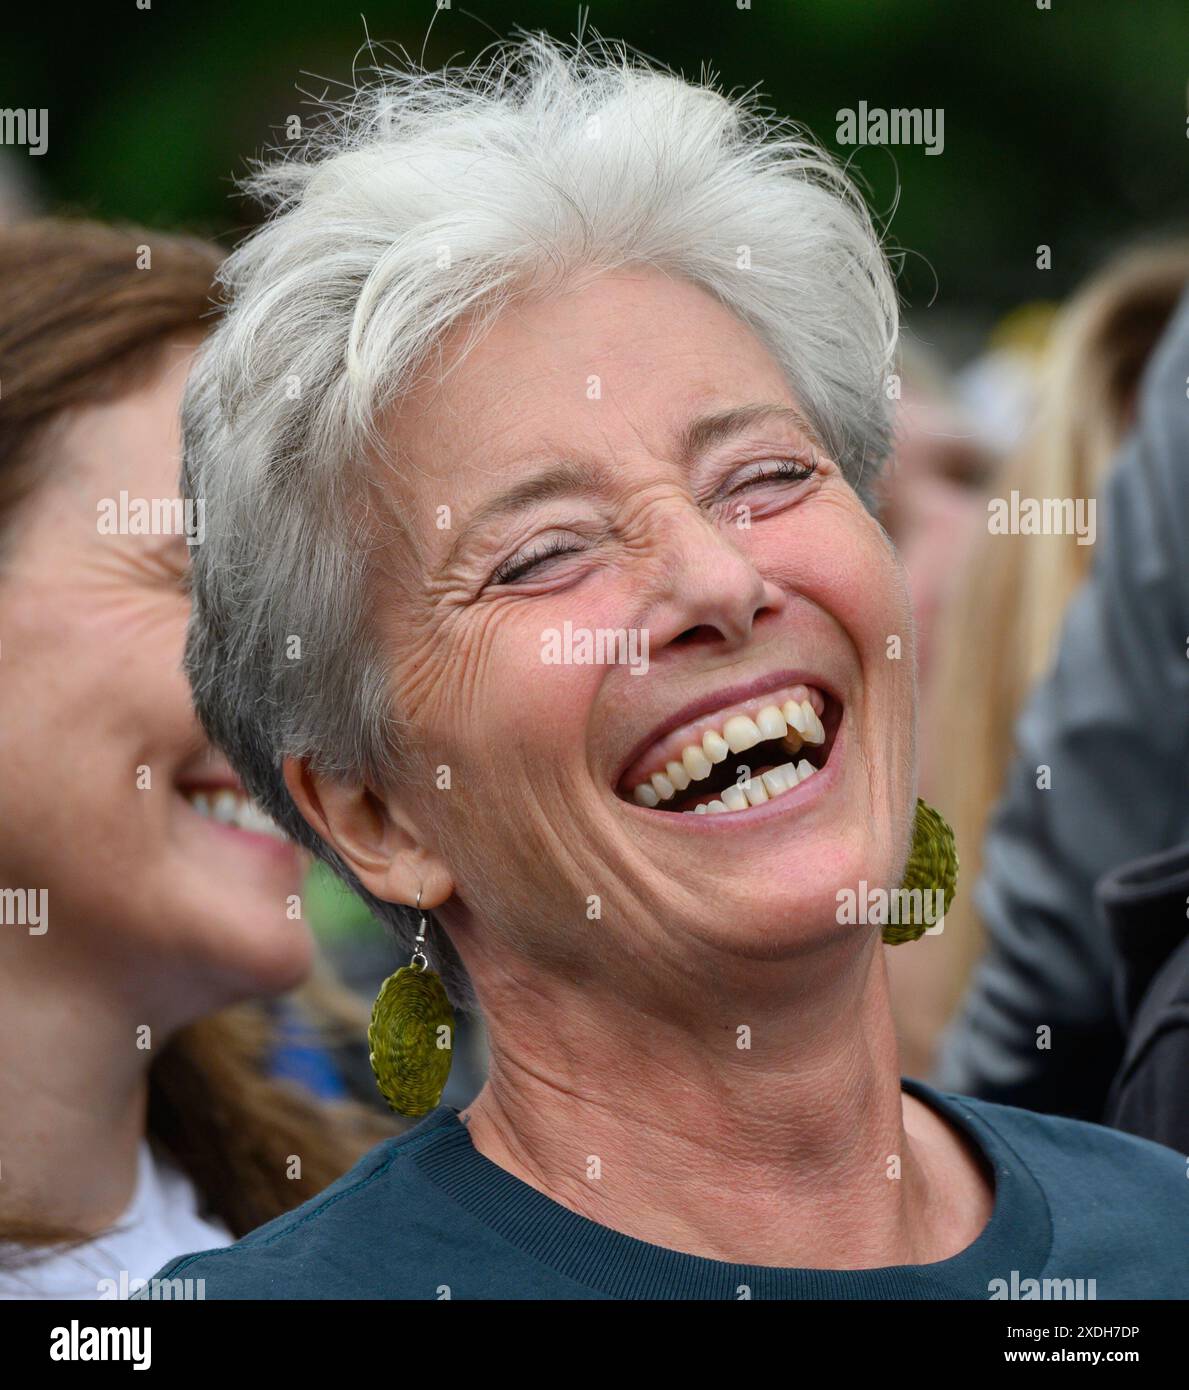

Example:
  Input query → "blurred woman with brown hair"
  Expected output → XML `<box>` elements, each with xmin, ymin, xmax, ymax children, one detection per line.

<box><xmin>0</xmin><ymin>218</ymin><xmax>391</xmax><ymax>1298</ymax></box>
<box><xmin>886</xmin><ymin>242</ymin><xmax>1189</xmax><ymax>1079</ymax></box>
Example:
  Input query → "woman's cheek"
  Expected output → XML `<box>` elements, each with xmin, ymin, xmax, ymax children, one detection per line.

<box><xmin>761</xmin><ymin>494</ymin><xmax>907</xmax><ymax>654</ymax></box>
<box><xmin>431</xmin><ymin>593</ymin><xmax>603</xmax><ymax>781</ymax></box>
<box><xmin>832</xmin><ymin>505</ymin><xmax>912</xmax><ymax>656</ymax></box>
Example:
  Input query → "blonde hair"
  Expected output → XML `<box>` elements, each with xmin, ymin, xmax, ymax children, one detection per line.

<box><xmin>928</xmin><ymin>241</ymin><xmax>1189</xmax><ymax>1030</ymax></box>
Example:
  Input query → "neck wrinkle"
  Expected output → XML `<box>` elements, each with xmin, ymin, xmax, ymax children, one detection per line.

<box><xmin>462</xmin><ymin>937</ymin><xmax>928</xmax><ymax>1269</ymax></box>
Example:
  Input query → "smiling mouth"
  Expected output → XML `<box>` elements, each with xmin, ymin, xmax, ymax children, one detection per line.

<box><xmin>178</xmin><ymin>785</ymin><xmax>290</xmax><ymax>841</ymax></box>
<box><xmin>615</xmin><ymin>683</ymin><xmax>840</xmax><ymax>815</ymax></box>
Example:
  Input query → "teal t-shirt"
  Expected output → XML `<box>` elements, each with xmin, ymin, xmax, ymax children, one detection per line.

<box><xmin>143</xmin><ymin>1080</ymin><xmax>1189</xmax><ymax>1299</ymax></box>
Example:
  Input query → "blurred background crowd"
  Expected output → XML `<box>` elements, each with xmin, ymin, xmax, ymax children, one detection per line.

<box><xmin>1</xmin><ymin>0</ymin><xmax>1187</xmax><ymax>1295</ymax></box>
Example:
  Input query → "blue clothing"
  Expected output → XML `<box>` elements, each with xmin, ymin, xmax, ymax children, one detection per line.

<box><xmin>268</xmin><ymin>999</ymin><xmax>350</xmax><ymax>1100</ymax></box>
<box><xmin>144</xmin><ymin>1080</ymin><xmax>1189</xmax><ymax>1299</ymax></box>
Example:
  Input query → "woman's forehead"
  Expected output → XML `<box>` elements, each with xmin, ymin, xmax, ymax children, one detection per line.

<box><xmin>383</xmin><ymin>268</ymin><xmax>798</xmax><ymax>494</ymax></box>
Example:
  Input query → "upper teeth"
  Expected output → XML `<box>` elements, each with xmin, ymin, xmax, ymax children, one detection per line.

<box><xmin>185</xmin><ymin>789</ymin><xmax>288</xmax><ymax>841</ymax></box>
<box><xmin>630</xmin><ymin>694</ymin><xmax>826</xmax><ymax>813</ymax></box>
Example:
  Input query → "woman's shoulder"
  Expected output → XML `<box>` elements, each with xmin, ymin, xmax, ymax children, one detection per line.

<box><xmin>931</xmin><ymin>1086</ymin><xmax>1189</xmax><ymax>1246</ymax></box>
<box><xmin>939</xmin><ymin>1085</ymin><xmax>1187</xmax><ymax>1182</ymax></box>
<box><xmin>920</xmin><ymin>1082</ymin><xmax>1189</xmax><ymax>1296</ymax></box>
<box><xmin>136</xmin><ymin>1108</ymin><xmax>460</xmax><ymax>1301</ymax></box>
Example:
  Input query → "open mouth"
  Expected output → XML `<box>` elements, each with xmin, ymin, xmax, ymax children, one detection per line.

<box><xmin>178</xmin><ymin>784</ymin><xmax>289</xmax><ymax>841</ymax></box>
<box><xmin>615</xmin><ymin>682</ymin><xmax>840</xmax><ymax>816</ymax></box>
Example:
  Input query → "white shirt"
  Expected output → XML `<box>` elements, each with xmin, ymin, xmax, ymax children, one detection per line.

<box><xmin>0</xmin><ymin>1141</ymin><xmax>233</xmax><ymax>1299</ymax></box>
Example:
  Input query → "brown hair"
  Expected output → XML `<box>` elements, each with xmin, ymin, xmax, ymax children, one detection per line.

<box><xmin>0</xmin><ymin>218</ymin><xmax>394</xmax><ymax>1250</ymax></box>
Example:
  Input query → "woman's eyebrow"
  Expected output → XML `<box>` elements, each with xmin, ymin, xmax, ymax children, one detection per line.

<box><xmin>680</xmin><ymin>402</ymin><xmax>826</xmax><ymax>462</ymax></box>
<box><xmin>440</xmin><ymin>457</ymin><xmax>604</xmax><ymax>572</ymax></box>
<box><xmin>440</xmin><ymin>402</ymin><xmax>823</xmax><ymax>573</ymax></box>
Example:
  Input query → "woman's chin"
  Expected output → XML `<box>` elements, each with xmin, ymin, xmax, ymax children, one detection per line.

<box><xmin>239</xmin><ymin>935</ymin><xmax>316</xmax><ymax>998</ymax></box>
<box><xmin>724</xmin><ymin>889</ymin><xmax>881</xmax><ymax>955</ymax></box>
<box><xmin>156</xmin><ymin>842</ymin><xmax>316</xmax><ymax>1002</ymax></box>
<box><xmin>665</xmin><ymin>825</ymin><xmax>902</xmax><ymax>958</ymax></box>
<box><xmin>189</xmin><ymin>907</ymin><xmax>317</xmax><ymax>1001</ymax></box>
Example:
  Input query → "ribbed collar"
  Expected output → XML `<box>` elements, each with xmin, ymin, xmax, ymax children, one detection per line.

<box><xmin>408</xmin><ymin>1078</ymin><xmax>1052</xmax><ymax>1299</ymax></box>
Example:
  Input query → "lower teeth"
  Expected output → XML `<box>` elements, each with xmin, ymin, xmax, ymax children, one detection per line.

<box><xmin>678</xmin><ymin>757</ymin><xmax>818</xmax><ymax>814</ymax></box>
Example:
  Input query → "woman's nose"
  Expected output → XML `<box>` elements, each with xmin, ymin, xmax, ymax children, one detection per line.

<box><xmin>646</xmin><ymin>508</ymin><xmax>785</xmax><ymax>653</ymax></box>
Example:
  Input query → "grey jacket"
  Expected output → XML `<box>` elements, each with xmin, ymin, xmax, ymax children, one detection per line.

<box><xmin>934</xmin><ymin>289</ymin><xmax>1189</xmax><ymax>1120</ymax></box>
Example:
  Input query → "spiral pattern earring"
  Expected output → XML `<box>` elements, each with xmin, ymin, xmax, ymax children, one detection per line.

<box><xmin>368</xmin><ymin>887</ymin><xmax>456</xmax><ymax>1116</ymax></box>
<box><xmin>883</xmin><ymin>798</ymin><xmax>959</xmax><ymax>945</ymax></box>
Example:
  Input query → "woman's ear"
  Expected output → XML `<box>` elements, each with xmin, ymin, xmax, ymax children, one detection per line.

<box><xmin>281</xmin><ymin>756</ymin><xmax>453</xmax><ymax>909</ymax></box>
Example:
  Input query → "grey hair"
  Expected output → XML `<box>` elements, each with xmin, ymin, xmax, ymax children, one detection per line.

<box><xmin>182</xmin><ymin>32</ymin><xmax>899</xmax><ymax>1013</ymax></box>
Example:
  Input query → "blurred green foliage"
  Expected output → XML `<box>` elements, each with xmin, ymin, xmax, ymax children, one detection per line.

<box><xmin>2</xmin><ymin>0</ymin><xmax>1185</xmax><ymax>326</ymax></box>
<box><xmin>304</xmin><ymin>861</ymin><xmax>389</xmax><ymax>942</ymax></box>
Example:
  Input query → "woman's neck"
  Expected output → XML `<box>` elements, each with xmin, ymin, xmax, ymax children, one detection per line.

<box><xmin>461</xmin><ymin>939</ymin><xmax>991</xmax><ymax>1269</ymax></box>
<box><xmin>0</xmin><ymin>949</ymin><xmax>152</xmax><ymax>1237</ymax></box>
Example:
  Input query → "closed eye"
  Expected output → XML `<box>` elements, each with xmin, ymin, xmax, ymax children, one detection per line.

<box><xmin>726</xmin><ymin>457</ymin><xmax>817</xmax><ymax>494</ymax></box>
<box><xmin>490</xmin><ymin>535</ymin><xmax>585</xmax><ymax>586</ymax></box>
<box><xmin>488</xmin><ymin>457</ymin><xmax>817</xmax><ymax>586</ymax></box>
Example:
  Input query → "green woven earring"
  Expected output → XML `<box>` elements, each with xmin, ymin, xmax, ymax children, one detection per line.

<box><xmin>883</xmin><ymin>798</ymin><xmax>959</xmax><ymax>945</ymax></box>
<box><xmin>368</xmin><ymin>889</ymin><xmax>455</xmax><ymax>1117</ymax></box>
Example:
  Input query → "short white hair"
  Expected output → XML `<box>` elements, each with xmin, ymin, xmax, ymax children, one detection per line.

<box><xmin>183</xmin><ymin>32</ymin><xmax>899</xmax><ymax>1010</ymax></box>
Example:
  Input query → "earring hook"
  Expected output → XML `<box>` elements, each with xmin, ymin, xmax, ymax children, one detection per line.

<box><xmin>411</xmin><ymin>886</ymin><xmax>429</xmax><ymax>971</ymax></box>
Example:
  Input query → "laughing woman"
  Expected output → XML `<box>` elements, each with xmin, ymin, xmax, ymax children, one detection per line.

<box><xmin>152</xmin><ymin>38</ymin><xmax>1189</xmax><ymax>1299</ymax></box>
<box><xmin>0</xmin><ymin>219</ymin><xmax>389</xmax><ymax>1298</ymax></box>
